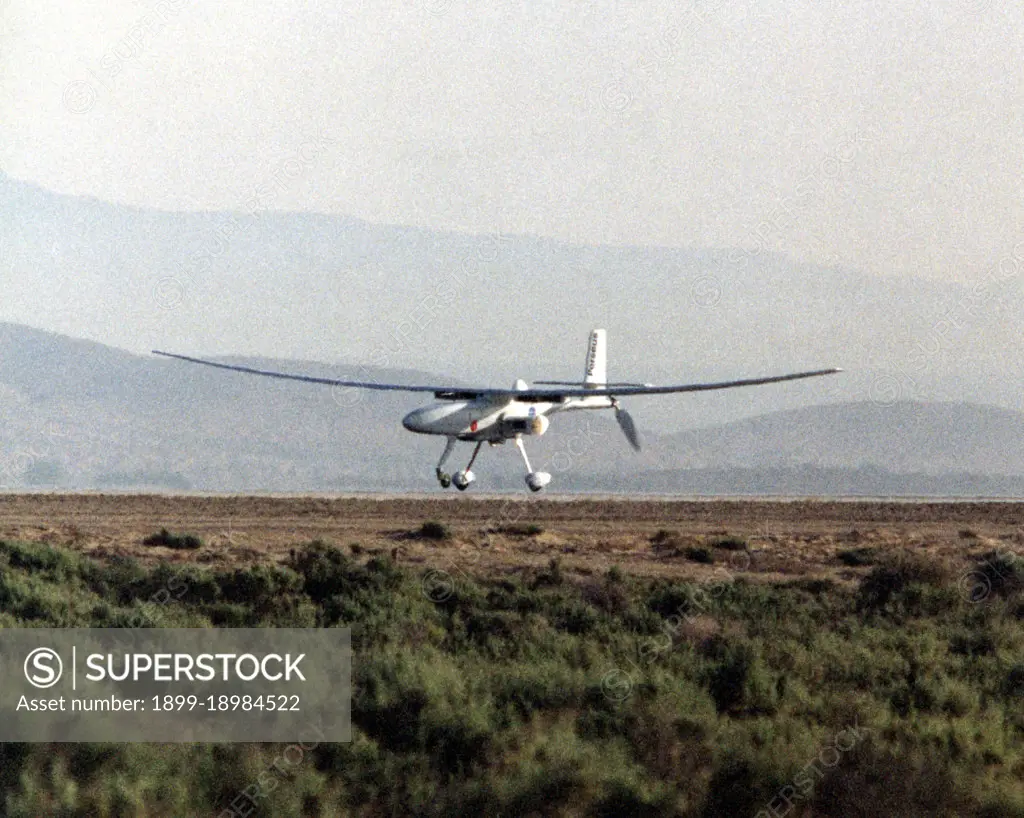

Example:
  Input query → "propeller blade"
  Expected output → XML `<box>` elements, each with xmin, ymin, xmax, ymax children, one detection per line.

<box><xmin>615</xmin><ymin>405</ymin><xmax>642</xmax><ymax>451</ymax></box>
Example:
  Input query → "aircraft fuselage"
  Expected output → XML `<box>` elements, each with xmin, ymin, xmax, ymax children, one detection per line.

<box><xmin>401</xmin><ymin>393</ymin><xmax>612</xmax><ymax>442</ymax></box>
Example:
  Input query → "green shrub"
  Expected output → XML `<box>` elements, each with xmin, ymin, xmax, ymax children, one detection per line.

<box><xmin>142</xmin><ymin>528</ymin><xmax>202</xmax><ymax>550</ymax></box>
<box><xmin>0</xmin><ymin>539</ymin><xmax>81</xmax><ymax>578</ymax></box>
<box><xmin>585</xmin><ymin>576</ymin><xmax>632</xmax><ymax>616</ymax></box>
<box><xmin>710</xmin><ymin>536</ymin><xmax>748</xmax><ymax>551</ymax></box>
<box><xmin>494</xmin><ymin>665</ymin><xmax>583</xmax><ymax>716</ymax></box>
<box><xmin>812</xmin><ymin>740</ymin><xmax>970</xmax><ymax>817</ymax></box>
<box><xmin>287</xmin><ymin>540</ymin><xmax>352</xmax><ymax>602</ymax></box>
<box><xmin>948</xmin><ymin>628</ymin><xmax>996</xmax><ymax>657</ymax></box>
<box><xmin>216</xmin><ymin>564</ymin><xmax>302</xmax><ymax>605</ymax></box>
<box><xmin>703</xmin><ymin>636</ymin><xmax>778</xmax><ymax>715</ymax></box>
<box><xmin>418</xmin><ymin>521</ymin><xmax>451</xmax><ymax>541</ymax></box>
<box><xmin>364</xmin><ymin>554</ymin><xmax>404</xmax><ymax>589</ymax></box>
<box><xmin>685</xmin><ymin>546</ymin><xmax>715</xmax><ymax>564</ymax></box>
<box><xmin>495</xmin><ymin>523</ymin><xmax>544</xmax><ymax>536</ymax></box>
<box><xmin>837</xmin><ymin>546</ymin><xmax>878</xmax><ymax>566</ymax></box>
<box><xmin>207</xmin><ymin>602</ymin><xmax>252</xmax><ymax>627</ymax></box>
<box><xmin>555</xmin><ymin>600</ymin><xmax>600</xmax><ymax>635</ymax></box>
<box><xmin>702</xmin><ymin>752</ymin><xmax>788</xmax><ymax>818</ymax></box>
<box><xmin>530</xmin><ymin>558</ymin><xmax>564</xmax><ymax>589</ymax></box>
<box><xmin>647</xmin><ymin>583</ymin><xmax>696</xmax><ymax>618</ymax></box>
<box><xmin>80</xmin><ymin>554</ymin><xmax>147</xmax><ymax>604</ymax></box>
<box><xmin>591</xmin><ymin>780</ymin><xmax>677</xmax><ymax>818</ymax></box>
<box><xmin>1004</xmin><ymin>665</ymin><xmax>1024</xmax><ymax>699</ymax></box>
<box><xmin>858</xmin><ymin>551</ymin><xmax>952</xmax><ymax>612</ymax></box>
<box><xmin>972</xmin><ymin>550</ymin><xmax>1024</xmax><ymax>597</ymax></box>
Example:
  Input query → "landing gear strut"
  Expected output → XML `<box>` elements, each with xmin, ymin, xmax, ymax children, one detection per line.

<box><xmin>452</xmin><ymin>441</ymin><xmax>483</xmax><ymax>491</ymax></box>
<box><xmin>435</xmin><ymin>436</ymin><xmax>456</xmax><ymax>488</ymax></box>
<box><xmin>515</xmin><ymin>436</ymin><xmax>551</xmax><ymax>492</ymax></box>
<box><xmin>436</xmin><ymin>435</ymin><xmax>550</xmax><ymax>492</ymax></box>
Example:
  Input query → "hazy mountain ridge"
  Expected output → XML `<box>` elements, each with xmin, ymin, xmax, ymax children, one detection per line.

<box><xmin>671</xmin><ymin>401</ymin><xmax>1024</xmax><ymax>475</ymax></box>
<box><xmin>5</xmin><ymin>171</ymin><xmax>1024</xmax><ymax>435</ymax></box>
<box><xmin>0</xmin><ymin>323</ymin><xmax>1021</xmax><ymax>494</ymax></box>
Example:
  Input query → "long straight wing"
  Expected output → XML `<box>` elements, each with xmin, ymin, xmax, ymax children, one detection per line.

<box><xmin>566</xmin><ymin>368</ymin><xmax>843</xmax><ymax>397</ymax></box>
<box><xmin>152</xmin><ymin>351</ymin><xmax>477</xmax><ymax>394</ymax></box>
<box><xmin>152</xmin><ymin>350</ymin><xmax>841</xmax><ymax>400</ymax></box>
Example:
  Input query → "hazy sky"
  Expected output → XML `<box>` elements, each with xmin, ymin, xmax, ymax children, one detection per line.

<box><xmin>2</xmin><ymin>0</ymin><xmax>1022</xmax><ymax>283</ymax></box>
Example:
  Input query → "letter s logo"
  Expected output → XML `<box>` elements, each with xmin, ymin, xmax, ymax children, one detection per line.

<box><xmin>24</xmin><ymin>648</ymin><xmax>63</xmax><ymax>688</ymax></box>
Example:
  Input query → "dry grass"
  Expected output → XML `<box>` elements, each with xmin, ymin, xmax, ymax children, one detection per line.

<box><xmin>0</xmin><ymin>494</ymin><xmax>1020</xmax><ymax>585</ymax></box>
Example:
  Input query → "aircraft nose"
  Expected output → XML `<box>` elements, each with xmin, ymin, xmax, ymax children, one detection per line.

<box><xmin>402</xmin><ymin>408</ymin><xmax>426</xmax><ymax>433</ymax></box>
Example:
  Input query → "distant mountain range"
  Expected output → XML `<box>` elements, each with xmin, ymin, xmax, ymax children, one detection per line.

<box><xmin>0</xmin><ymin>323</ymin><xmax>1022</xmax><ymax>495</ymax></box>
<box><xmin>4</xmin><ymin>170</ymin><xmax>1024</xmax><ymax>437</ymax></box>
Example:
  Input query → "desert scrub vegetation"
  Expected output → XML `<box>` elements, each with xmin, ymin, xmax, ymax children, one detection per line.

<box><xmin>416</xmin><ymin>520</ymin><xmax>452</xmax><ymax>541</ymax></box>
<box><xmin>492</xmin><ymin>522</ymin><xmax>545</xmax><ymax>536</ymax></box>
<box><xmin>708</xmin><ymin>535</ymin><xmax>747</xmax><ymax>551</ymax></box>
<box><xmin>0</xmin><ymin>536</ymin><xmax>1021</xmax><ymax>816</ymax></box>
<box><xmin>141</xmin><ymin>528</ymin><xmax>203</xmax><ymax>550</ymax></box>
<box><xmin>684</xmin><ymin>545</ymin><xmax>715</xmax><ymax>564</ymax></box>
<box><xmin>837</xmin><ymin>545</ymin><xmax>878</xmax><ymax>566</ymax></box>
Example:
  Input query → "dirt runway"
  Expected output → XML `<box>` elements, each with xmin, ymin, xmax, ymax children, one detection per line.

<box><xmin>0</xmin><ymin>493</ymin><xmax>1021</xmax><ymax>584</ymax></box>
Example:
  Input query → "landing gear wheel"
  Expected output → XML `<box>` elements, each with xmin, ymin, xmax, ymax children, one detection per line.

<box><xmin>438</xmin><ymin>472</ymin><xmax>452</xmax><ymax>489</ymax></box>
<box><xmin>453</xmin><ymin>470</ymin><xmax>475</xmax><ymax>491</ymax></box>
<box><xmin>525</xmin><ymin>471</ymin><xmax>551</xmax><ymax>492</ymax></box>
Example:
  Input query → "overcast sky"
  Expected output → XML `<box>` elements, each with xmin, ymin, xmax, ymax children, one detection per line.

<box><xmin>2</xmin><ymin>0</ymin><xmax>1021</xmax><ymax>284</ymax></box>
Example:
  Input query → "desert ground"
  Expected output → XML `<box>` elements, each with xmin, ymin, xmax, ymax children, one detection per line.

<box><xmin>1</xmin><ymin>493</ymin><xmax>1020</xmax><ymax>586</ymax></box>
<box><xmin>1</xmin><ymin>493</ymin><xmax>1022</xmax><ymax>815</ymax></box>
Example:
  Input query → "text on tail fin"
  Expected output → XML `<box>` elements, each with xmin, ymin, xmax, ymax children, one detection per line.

<box><xmin>584</xmin><ymin>329</ymin><xmax>607</xmax><ymax>387</ymax></box>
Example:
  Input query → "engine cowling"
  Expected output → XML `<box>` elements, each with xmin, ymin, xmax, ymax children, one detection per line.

<box><xmin>499</xmin><ymin>414</ymin><xmax>549</xmax><ymax>437</ymax></box>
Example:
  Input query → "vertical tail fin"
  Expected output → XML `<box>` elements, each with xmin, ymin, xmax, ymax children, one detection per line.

<box><xmin>583</xmin><ymin>329</ymin><xmax>606</xmax><ymax>388</ymax></box>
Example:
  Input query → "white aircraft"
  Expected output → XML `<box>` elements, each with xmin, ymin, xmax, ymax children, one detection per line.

<box><xmin>154</xmin><ymin>330</ymin><xmax>840</xmax><ymax>492</ymax></box>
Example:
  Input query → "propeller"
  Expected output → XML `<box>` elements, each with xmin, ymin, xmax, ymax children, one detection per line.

<box><xmin>613</xmin><ymin>401</ymin><xmax>642</xmax><ymax>451</ymax></box>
